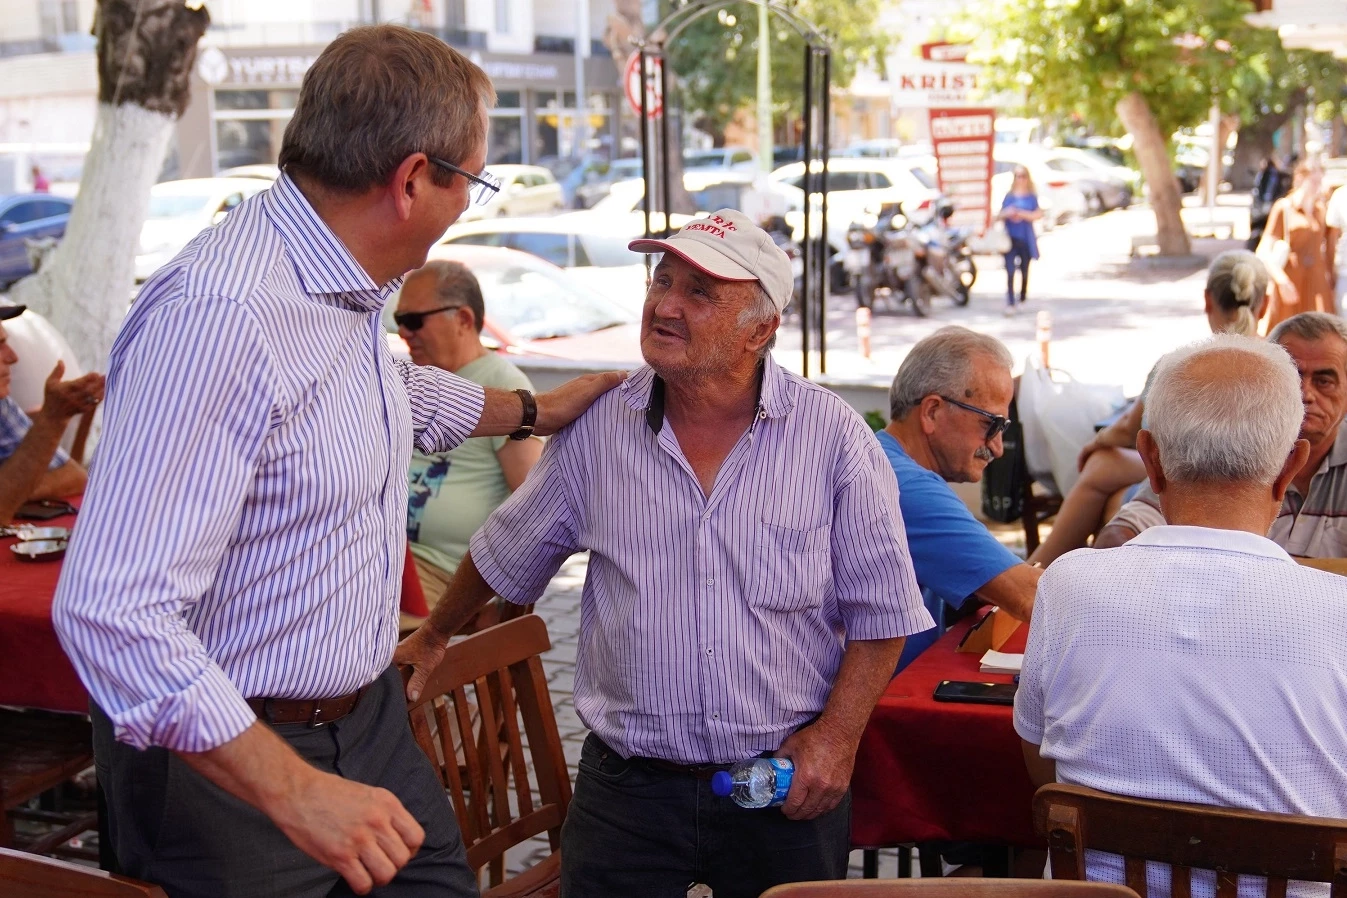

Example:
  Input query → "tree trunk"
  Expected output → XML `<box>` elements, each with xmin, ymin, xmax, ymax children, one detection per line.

<box><xmin>1115</xmin><ymin>91</ymin><xmax>1190</xmax><ymax>257</ymax></box>
<box><xmin>7</xmin><ymin>0</ymin><xmax>209</xmax><ymax>369</ymax></box>
<box><xmin>1230</xmin><ymin>91</ymin><xmax>1303</xmax><ymax>191</ymax></box>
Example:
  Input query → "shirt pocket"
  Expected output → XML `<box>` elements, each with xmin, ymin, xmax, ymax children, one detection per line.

<box><xmin>750</xmin><ymin>521</ymin><xmax>830</xmax><ymax>612</ymax></box>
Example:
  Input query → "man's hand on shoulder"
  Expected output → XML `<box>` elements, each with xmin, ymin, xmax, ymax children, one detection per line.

<box><xmin>773</xmin><ymin>719</ymin><xmax>858</xmax><ymax>821</ymax></box>
<box><xmin>39</xmin><ymin>361</ymin><xmax>105</xmax><ymax>423</ymax></box>
<box><xmin>534</xmin><ymin>370</ymin><xmax>626</xmax><ymax>436</ymax></box>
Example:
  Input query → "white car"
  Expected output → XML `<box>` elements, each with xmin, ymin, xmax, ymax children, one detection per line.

<box><xmin>991</xmin><ymin>146</ymin><xmax>1089</xmax><ymax>228</ymax></box>
<box><xmin>438</xmin><ymin>213</ymin><xmax>652</xmax><ymax>316</ymax></box>
<box><xmin>682</xmin><ymin>146</ymin><xmax>758</xmax><ymax>172</ymax></box>
<box><xmin>135</xmin><ymin>178</ymin><xmax>269</xmax><ymax>282</ymax></box>
<box><xmin>457</xmin><ymin>164</ymin><xmax>564</xmax><ymax>222</ymax></box>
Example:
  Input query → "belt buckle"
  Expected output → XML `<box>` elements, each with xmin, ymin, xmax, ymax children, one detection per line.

<box><xmin>308</xmin><ymin>701</ymin><xmax>325</xmax><ymax>728</ymax></box>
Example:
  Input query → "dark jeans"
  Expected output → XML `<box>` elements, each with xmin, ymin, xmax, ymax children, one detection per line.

<box><xmin>92</xmin><ymin>666</ymin><xmax>476</xmax><ymax>898</ymax></box>
<box><xmin>1004</xmin><ymin>239</ymin><xmax>1032</xmax><ymax>304</ymax></box>
<box><xmin>560</xmin><ymin>734</ymin><xmax>850</xmax><ymax>898</ymax></box>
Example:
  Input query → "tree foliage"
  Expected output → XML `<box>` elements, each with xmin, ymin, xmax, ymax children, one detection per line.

<box><xmin>965</xmin><ymin>0</ymin><xmax>1254</xmax><ymax>140</ymax></box>
<box><xmin>665</xmin><ymin>0</ymin><xmax>886</xmax><ymax>144</ymax></box>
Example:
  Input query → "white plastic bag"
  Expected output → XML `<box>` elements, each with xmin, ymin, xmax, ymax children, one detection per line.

<box><xmin>1018</xmin><ymin>357</ymin><xmax>1125</xmax><ymax>497</ymax></box>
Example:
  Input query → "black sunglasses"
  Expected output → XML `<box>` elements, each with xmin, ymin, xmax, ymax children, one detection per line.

<box><xmin>940</xmin><ymin>396</ymin><xmax>1012</xmax><ymax>441</ymax></box>
<box><xmin>427</xmin><ymin>156</ymin><xmax>502</xmax><ymax>206</ymax></box>
<box><xmin>393</xmin><ymin>305</ymin><xmax>464</xmax><ymax>331</ymax></box>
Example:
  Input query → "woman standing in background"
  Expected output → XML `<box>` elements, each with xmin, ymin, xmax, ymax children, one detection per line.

<box><xmin>1000</xmin><ymin>166</ymin><xmax>1043</xmax><ymax>316</ymax></box>
<box><xmin>1260</xmin><ymin>159</ymin><xmax>1335</xmax><ymax>333</ymax></box>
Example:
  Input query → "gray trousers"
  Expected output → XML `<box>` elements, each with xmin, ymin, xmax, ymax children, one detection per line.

<box><xmin>92</xmin><ymin>666</ymin><xmax>477</xmax><ymax>898</ymax></box>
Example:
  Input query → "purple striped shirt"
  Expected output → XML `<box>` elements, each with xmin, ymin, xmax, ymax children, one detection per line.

<box><xmin>470</xmin><ymin>361</ymin><xmax>932</xmax><ymax>765</ymax></box>
<box><xmin>52</xmin><ymin>174</ymin><xmax>485</xmax><ymax>752</ymax></box>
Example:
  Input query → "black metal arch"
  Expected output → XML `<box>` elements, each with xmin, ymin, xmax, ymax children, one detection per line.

<box><xmin>632</xmin><ymin>0</ymin><xmax>833</xmax><ymax>377</ymax></box>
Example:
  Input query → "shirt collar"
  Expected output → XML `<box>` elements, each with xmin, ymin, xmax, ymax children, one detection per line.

<box><xmin>1128</xmin><ymin>524</ymin><xmax>1294</xmax><ymax>563</ymax></box>
<box><xmin>619</xmin><ymin>355</ymin><xmax>797</xmax><ymax>431</ymax></box>
<box><xmin>262</xmin><ymin>173</ymin><xmax>399</xmax><ymax>311</ymax></box>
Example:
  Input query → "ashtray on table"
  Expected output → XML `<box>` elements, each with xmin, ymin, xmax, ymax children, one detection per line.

<box><xmin>10</xmin><ymin>539</ymin><xmax>67</xmax><ymax>561</ymax></box>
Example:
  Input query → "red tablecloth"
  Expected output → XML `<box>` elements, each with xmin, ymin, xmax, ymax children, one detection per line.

<box><xmin>851</xmin><ymin>609</ymin><xmax>1038</xmax><ymax>849</ymax></box>
<box><xmin>0</xmin><ymin>507</ymin><xmax>87</xmax><ymax>713</ymax></box>
<box><xmin>0</xmin><ymin>501</ymin><xmax>427</xmax><ymax>713</ymax></box>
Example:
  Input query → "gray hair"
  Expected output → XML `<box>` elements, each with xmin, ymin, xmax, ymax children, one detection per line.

<box><xmin>736</xmin><ymin>282</ymin><xmax>779</xmax><ymax>357</ymax></box>
<box><xmin>1268</xmin><ymin>311</ymin><xmax>1347</xmax><ymax>353</ymax></box>
<box><xmin>1205</xmin><ymin>250</ymin><xmax>1268</xmax><ymax>336</ymax></box>
<box><xmin>404</xmin><ymin>260</ymin><xmax>485</xmax><ymax>332</ymax></box>
<box><xmin>889</xmin><ymin>326</ymin><xmax>1013</xmax><ymax>420</ymax></box>
<box><xmin>1146</xmin><ymin>334</ymin><xmax>1303</xmax><ymax>485</ymax></box>
<box><xmin>279</xmin><ymin>25</ymin><xmax>496</xmax><ymax>191</ymax></box>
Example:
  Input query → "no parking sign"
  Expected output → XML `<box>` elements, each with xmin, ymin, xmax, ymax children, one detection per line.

<box><xmin>624</xmin><ymin>52</ymin><xmax>664</xmax><ymax>119</ymax></box>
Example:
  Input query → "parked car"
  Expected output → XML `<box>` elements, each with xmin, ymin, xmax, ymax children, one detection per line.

<box><xmin>836</xmin><ymin>139</ymin><xmax>904</xmax><ymax>159</ymax></box>
<box><xmin>383</xmin><ymin>244</ymin><xmax>641</xmax><ymax>364</ymax></box>
<box><xmin>218</xmin><ymin>164</ymin><xmax>280</xmax><ymax>181</ymax></box>
<box><xmin>438</xmin><ymin>213</ymin><xmax>651</xmax><ymax>315</ymax></box>
<box><xmin>1041</xmin><ymin>148</ymin><xmax>1135</xmax><ymax>212</ymax></box>
<box><xmin>457</xmin><ymin>164</ymin><xmax>565</xmax><ymax>222</ymax></box>
<box><xmin>0</xmin><ymin>193</ymin><xmax>72</xmax><ymax>288</ymax></box>
<box><xmin>682</xmin><ymin>147</ymin><xmax>757</xmax><ymax>172</ymax></box>
<box><xmin>574</xmin><ymin>157</ymin><xmax>645</xmax><ymax>209</ymax></box>
<box><xmin>135</xmin><ymin>178</ymin><xmax>269</xmax><ymax>282</ymax></box>
<box><xmin>991</xmin><ymin>146</ymin><xmax>1089</xmax><ymax>227</ymax></box>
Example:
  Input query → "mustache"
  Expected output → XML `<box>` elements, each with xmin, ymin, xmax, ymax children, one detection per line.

<box><xmin>649</xmin><ymin>316</ymin><xmax>690</xmax><ymax>340</ymax></box>
<box><xmin>974</xmin><ymin>446</ymin><xmax>996</xmax><ymax>462</ymax></box>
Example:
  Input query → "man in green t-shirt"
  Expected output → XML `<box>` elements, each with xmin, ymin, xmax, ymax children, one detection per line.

<box><xmin>395</xmin><ymin>261</ymin><xmax>543</xmax><ymax>617</ymax></box>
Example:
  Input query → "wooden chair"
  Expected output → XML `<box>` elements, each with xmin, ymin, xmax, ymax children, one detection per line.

<box><xmin>0</xmin><ymin>710</ymin><xmax>95</xmax><ymax>854</ymax></box>
<box><xmin>1296</xmin><ymin>557</ymin><xmax>1347</xmax><ymax>577</ymax></box>
<box><xmin>761</xmin><ymin>880</ymin><xmax>1139</xmax><ymax>897</ymax></box>
<box><xmin>69</xmin><ymin>409</ymin><xmax>94</xmax><ymax>466</ymax></box>
<box><xmin>1034</xmin><ymin>783</ymin><xmax>1347</xmax><ymax>897</ymax></box>
<box><xmin>0</xmin><ymin>847</ymin><xmax>167</xmax><ymax>897</ymax></box>
<box><xmin>404</xmin><ymin>614</ymin><xmax>571</xmax><ymax>898</ymax></box>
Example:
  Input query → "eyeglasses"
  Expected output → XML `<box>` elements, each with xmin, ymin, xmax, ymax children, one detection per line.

<box><xmin>427</xmin><ymin>156</ymin><xmax>502</xmax><ymax>206</ymax></box>
<box><xmin>393</xmin><ymin>305</ymin><xmax>464</xmax><ymax>331</ymax></box>
<box><xmin>939</xmin><ymin>396</ymin><xmax>1012</xmax><ymax>441</ymax></box>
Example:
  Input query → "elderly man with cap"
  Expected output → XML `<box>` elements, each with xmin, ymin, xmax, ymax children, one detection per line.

<box><xmin>0</xmin><ymin>304</ymin><xmax>103</xmax><ymax>522</ymax></box>
<box><xmin>398</xmin><ymin>209</ymin><xmax>932</xmax><ymax>896</ymax></box>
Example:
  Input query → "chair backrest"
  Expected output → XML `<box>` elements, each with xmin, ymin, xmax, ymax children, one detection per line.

<box><xmin>1296</xmin><ymin>557</ymin><xmax>1347</xmax><ymax>577</ymax></box>
<box><xmin>0</xmin><ymin>847</ymin><xmax>168</xmax><ymax>897</ymax></box>
<box><xmin>404</xmin><ymin>614</ymin><xmax>571</xmax><ymax>890</ymax></box>
<box><xmin>1034</xmin><ymin>783</ymin><xmax>1347</xmax><ymax>897</ymax></box>
<box><xmin>760</xmin><ymin>880</ymin><xmax>1140</xmax><ymax>897</ymax></box>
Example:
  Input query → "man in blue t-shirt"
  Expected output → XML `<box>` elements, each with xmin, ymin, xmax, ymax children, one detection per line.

<box><xmin>879</xmin><ymin>327</ymin><xmax>1041</xmax><ymax>670</ymax></box>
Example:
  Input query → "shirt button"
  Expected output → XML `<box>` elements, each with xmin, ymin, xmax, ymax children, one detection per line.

<box><xmin>706</xmin><ymin>648</ymin><xmax>713</xmax><ymax>656</ymax></box>
<box><xmin>713</xmin><ymin>714</ymin><xmax>720</xmax><ymax>720</ymax></box>
<box><xmin>706</xmin><ymin>577</ymin><xmax>714</xmax><ymax>585</ymax></box>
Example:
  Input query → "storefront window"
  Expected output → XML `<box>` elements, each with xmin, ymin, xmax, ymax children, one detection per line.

<box><xmin>489</xmin><ymin>116</ymin><xmax>524</xmax><ymax>165</ymax></box>
<box><xmin>215</xmin><ymin>119</ymin><xmax>286</xmax><ymax>170</ymax></box>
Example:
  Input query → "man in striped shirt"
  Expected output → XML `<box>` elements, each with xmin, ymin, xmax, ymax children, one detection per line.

<box><xmin>53</xmin><ymin>27</ymin><xmax>619</xmax><ymax>898</ymax></box>
<box><xmin>399</xmin><ymin>209</ymin><xmax>933</xmax><ymax>896</ymax></box>
<box><xmin>1097</xmin><ymin>312</ymin><xmax>1347</xmax><ymax>558</ymax></box>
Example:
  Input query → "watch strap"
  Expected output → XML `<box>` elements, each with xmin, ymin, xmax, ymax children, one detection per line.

<box><xmin>510</xmin><ymin>389</ymin><xmax>537</xmax><ymax>440</ymax></box>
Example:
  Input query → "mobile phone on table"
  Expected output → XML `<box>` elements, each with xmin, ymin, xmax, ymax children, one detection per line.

<box><xmin>932</xmin><ymin>680</ymin><xmax>1017</xmax><ymax>706</ymax></box>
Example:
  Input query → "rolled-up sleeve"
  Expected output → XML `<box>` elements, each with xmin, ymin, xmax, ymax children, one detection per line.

<box><xmin>831</xmin><ymin>431</ymin><xmax>935</xmax><ymax>641</ymax></box>
<box><xmin>52</xmin><ymin>297</ymin><xmax>275</xmax><ymax>752</ymax></box>
<box><xmin>469</xmin><ymin>424</ymin><xmax>582</xmax><ymax>604</ymax></box>
<box><xmin>395</xmin><ymin>358</ymin><xmax>485</xmax><ymax>454</ymax></box>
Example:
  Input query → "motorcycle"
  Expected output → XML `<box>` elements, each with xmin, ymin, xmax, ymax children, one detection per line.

<box><xmin>910</xmin><ymin>199</ymin><xmax>974</xmax><ymax>308</ymax></box>
<box><xmin>846</xmin><ymin>202</ymin><xmax>930</xmax><ymax>317</ymax></box>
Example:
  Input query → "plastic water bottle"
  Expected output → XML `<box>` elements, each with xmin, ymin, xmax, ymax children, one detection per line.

<box><xmin>711</xmin><ymin>758</ymin><xmax>794</xmax><ymax>809</ymax></box>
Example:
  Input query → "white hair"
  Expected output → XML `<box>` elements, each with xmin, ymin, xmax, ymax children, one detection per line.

<box><xmin>736</xmin><ymin>282</ymin><xmax>778</xmax><ymax>357</ymax></box>
<box><xmin>1146</xmin><ymin>334</ymin><xmax>1303</xmax><ymax>485</ymax></box>
<box><xmin>890</xmin><ymin>326</ymin><xmax>1013</xmax><ymax>420</ymax></box>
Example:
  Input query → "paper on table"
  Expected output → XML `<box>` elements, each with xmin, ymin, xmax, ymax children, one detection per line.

<box><xmin>979</xmin><ymin>649</ymin><xmax>1023</xmax><ymax>674</ymax></box>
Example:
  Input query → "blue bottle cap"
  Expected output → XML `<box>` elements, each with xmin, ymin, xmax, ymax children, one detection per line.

<box><xmin>710</xmin><ymin>770</ymin><xmax>732</xmax><ymax>797</ymax></box>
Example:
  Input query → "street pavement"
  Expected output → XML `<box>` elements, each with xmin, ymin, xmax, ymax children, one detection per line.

<box><xmin>503</xmin><ymin>196</ymin><xmax>1253</xmax><ymax>884</ymax></box>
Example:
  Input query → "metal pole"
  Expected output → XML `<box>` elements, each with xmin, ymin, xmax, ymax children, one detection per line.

<box><xmin>574</xmin><ymin>0</ymin><xmax>590</xmax><ymax>158</ymax></box>
<box><xmin>659</xmin><ymin>51</ymin><xmax>674</xmax><ymax>237</ymax></box>
<box><xmin>639</xmin><ymin>48</ymin><xmax>652</xmax><ymax>239</ymax></box>
<box><xmin>757</xmin><ymin>1</ymin><xmax>772</xmax><ymax>176</ymax></box>
<box><xmin>819</xmin><ymin>47</ymin><xmax>831</xmax><ymax>374</ymax></box>
<box><xmin>800</xmin><ymin>42</ymin><xmax>813</xmax><ymax>379</ymax></box>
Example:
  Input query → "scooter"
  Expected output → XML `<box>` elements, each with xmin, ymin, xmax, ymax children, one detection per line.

<box><xmin>911</xmin><ymin>199</ymin><xmax>973</xmax><ymax>308</ymax></box>
<box><xmin>846</xmin><ymin>203</ymin><xmax>930</xmax><ymax>317</ymax></box>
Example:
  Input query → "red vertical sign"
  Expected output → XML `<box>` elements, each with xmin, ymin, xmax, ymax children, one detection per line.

<box><xmin>928</xmin><ymin>107</ymin><xmax>996</xmax><ymax>232</ymax></box>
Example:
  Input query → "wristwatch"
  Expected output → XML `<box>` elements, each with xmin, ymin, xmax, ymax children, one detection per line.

<box><xmin>510</xmin><ymin>389</ymin><xmax>537</xmax><ymax>441</ymax></box>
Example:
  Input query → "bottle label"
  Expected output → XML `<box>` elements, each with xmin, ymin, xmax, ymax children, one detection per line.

<box><xmin>768</xmin><ymin>758</ymin><xmax>794</xmax><ymax>807</ymax></box>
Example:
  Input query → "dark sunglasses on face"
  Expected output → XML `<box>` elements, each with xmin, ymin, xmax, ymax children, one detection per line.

<box><xmin>393</xmin><ymin>305</ymin><xmax>463</xmax><ymax>331</ymax></box>
<box><xmin>939</xmin><ymin>395</ymin><xmax>1012</xmax><ymax>441</ymax></box>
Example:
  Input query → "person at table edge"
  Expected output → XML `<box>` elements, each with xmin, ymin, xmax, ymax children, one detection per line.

<box><xmin>879</xmin><ymin>326</ymin><xmax>1038</xmax><ymax>670</ymax></box>
<box><xmin>1096</xmin><ymin>311</ymin><xmax>1347</xmax><ymax>558</ymax></box>
<box><xmin>52</xmin><ymin>26</ymin><xmax>620</xmax><ymax>898</ymax></box>
<box><xmin>397</xmin><ymin>208</ymin><xmax>933</xmax><ymax>896</ymax></box>
<box><xmin>0</xmin><ymin>304</ymin><xmax>104</xmax><ymax>523</ymax></box>
<box><xmin>1015</xmin><ymin>334</ymin><xmax>1347</xmax><ymax>895</ymax></box>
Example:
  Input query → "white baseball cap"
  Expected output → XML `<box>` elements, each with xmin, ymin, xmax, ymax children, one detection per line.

<box><xmin>628</xmin><ymin>209</ymin><xmax>793</xmax><ymax>312</ymax></box>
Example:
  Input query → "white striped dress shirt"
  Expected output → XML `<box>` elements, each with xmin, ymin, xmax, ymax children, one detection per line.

<box><xmin>470</xmin><ymin>361</ymin><xmax>932</xmax><ymax>765</ymax></box>
<box><xmin>52</xmin><ymin>174</ymin><xmax>485</xmax><ymax>752</ymax></box>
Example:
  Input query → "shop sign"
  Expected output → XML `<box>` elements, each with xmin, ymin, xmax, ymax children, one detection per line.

<box><xmin>929</xmin><ymin>107</ymin><xmax>995</xmax><ymax>232</ymax></box>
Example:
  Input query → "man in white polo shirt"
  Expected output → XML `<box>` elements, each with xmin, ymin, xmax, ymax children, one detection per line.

<box><xmin>1016</xmin><ymin>334</ymin><xmax>1347</xmax><ymax>897</ymax></box>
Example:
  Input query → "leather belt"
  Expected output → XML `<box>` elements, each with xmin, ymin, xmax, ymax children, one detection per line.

<box><xmin>247</xmin><ymin>687</ymin><xmax>367</xmax><ymax>728</ymax></box>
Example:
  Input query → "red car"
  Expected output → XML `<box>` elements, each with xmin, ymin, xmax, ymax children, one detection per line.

<box><xmin>383</xmin><ymin>244</ymin><xmax>643</xmax><ymax>365</ymax></box>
